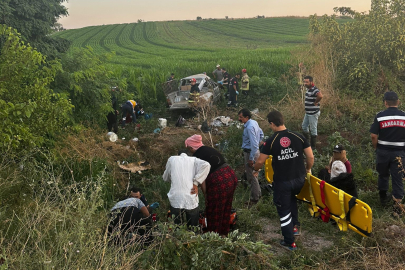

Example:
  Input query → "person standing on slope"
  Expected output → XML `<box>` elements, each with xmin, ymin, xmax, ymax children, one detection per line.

<box><xmin>302</xmin><ymin>76</ymin><xmax>323</xmax><ymax>149</ymax></box>
<box><xmin>254</xmin><ymin>110</ymin><xmax>314</xmax><ymax>251</ymax></box>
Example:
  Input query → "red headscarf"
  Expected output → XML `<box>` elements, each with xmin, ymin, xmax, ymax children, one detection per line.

<box><xmin>185</xmin><ymin>134</ymin><xmax>204</xmax><ymax>151</ymax></box>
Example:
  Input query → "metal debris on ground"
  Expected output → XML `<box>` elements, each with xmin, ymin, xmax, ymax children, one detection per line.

<box><xmin>106</xmin><ymin>132</ymin><xmax>118</xmax><ymax>142</ymax></box>
<box><xmin>211</xmin><ymin>116</ymin><xmax>232</xmax><ymax>127</ymax></box>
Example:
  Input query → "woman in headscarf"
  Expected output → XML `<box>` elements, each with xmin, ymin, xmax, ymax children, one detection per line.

<box><xmin>185</xmin><ymin>134</ymin><xmax>238</xmax><ymax>236</ymax></box>
<box><xmin>318</xmin><ymin>144</ymin><xmax>352</xmax><ymax>181</ymax></box>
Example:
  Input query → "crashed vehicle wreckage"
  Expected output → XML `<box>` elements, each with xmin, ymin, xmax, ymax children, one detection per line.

<box><xmin>163</xmin><ymin>74</ymin><xmax>221</xmax><ymax>110</ymax></box>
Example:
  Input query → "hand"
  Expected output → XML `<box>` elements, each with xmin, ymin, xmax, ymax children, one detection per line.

<box><xmin>253</xmin><ymin>170</ymin><xmax>259</xmax><ymax>178</ymax></box>
<box><xmin>191</xmin><ymin>184</ymin><xmax>198</xmax><ymax>195</ymax></box>
<box><xmin>248</xmin><ymin>160</ymin><xmax>254</xmax><ymax>168</ymax></box>
<box><xmin>306</xmin><ymin>169</ymin><xmax>312</xmax><ymax>174</ymax></box>
<box><xmin>313</xmin><ymin>102</ymin><xmax>318</xmax><ymax>106</ymax></box>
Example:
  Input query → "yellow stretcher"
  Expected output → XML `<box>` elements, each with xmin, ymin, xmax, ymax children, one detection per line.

<box><xmin>264</xmin><ymin>157</ymin><xmax>372</xmax><ymax>237</ymax></box>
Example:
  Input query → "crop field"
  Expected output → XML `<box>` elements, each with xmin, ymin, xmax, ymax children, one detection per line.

<box><xmin>53</xmin><ymin>17</ymin><xmax>349</xmax><ymax>102</ymax></box>
<box><xmin>53</xmin><ymin>17</ymin><xmax>329</xmax><ymax>77</ymax></box>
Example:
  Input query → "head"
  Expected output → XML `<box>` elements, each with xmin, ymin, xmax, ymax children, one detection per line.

<box><xmin>235</xmin><ymin>73</ymin><xmax>241</xmax><ymax>79</ymax></box>
<box><xmin>266</xmin><ymin>110</ymin><xmax>285</xmax><ymax>131</ymax></box>
<box><xmin>191</xmin><ymin>78</ymin><xmax>196</xmax><ymax>85</ymax></box>
<box><xmin>330</xmin><ymin>160</ymin><xmax>347</xmax><ymax>179</ymax></box>
<box><xmin>178</xmin><ymin>149</ymin><xmax>188</xmax><ymax>155</ymax></box>
<box><xmin>221</xmin><ymin>68</ymin><xmax>226</xmax><ymax>73</ymax></box>
<box><xmin>171</xmin><ymin>73</ymin><xmax>174</xmax><ymax>78</ymax></box>
<box><xmin>332</xmin><ymin>144</ymin><xmax>347</xmax><ymax>162</ymax></box>
<box><xmin>129</xmin><ymin>187</ymin><xmax>142</xmax><ymax>199</ymax></box>
<box><xmin>238</xmin><ymin>108</ymin><xmax>251</xmax><ymax>123</ymax></box>
<box><xmin>242</xmin><ymin>68</ymin><xmax>247</xmax><ymax>73</ymax></box>
<box><xmin>185</xmin><ymin>134</ymin><xmax>204</xmax><ymax>153</ymax></box>
<box><xmin>303</xmin><ymin>76</ymin><xmax>314</xmax><ymax>88</ymax></box>
<box><xmin>216</xmin><ymin>64</ymin><xmax>221</xmax><ymax>70</ymax></box>
<box><xmin>383</xmin><ymin>91</ymin><xmax>399</xmax><ymax>107</ymax></box>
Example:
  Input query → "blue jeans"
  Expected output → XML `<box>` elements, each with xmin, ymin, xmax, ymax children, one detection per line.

<box><xmin>302</xmin><ymin>111</ymin><xmax>320</xmax><ymax>136</ymax></box>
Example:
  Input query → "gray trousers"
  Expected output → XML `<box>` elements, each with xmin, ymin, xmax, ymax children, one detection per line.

<box><xmin>244</xmin><ymin>151</ymin><xmax>261</xmax><ymax>201</ymax></box>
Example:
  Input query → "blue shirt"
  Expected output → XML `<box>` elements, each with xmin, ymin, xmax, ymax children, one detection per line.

<box><xmin>242</xmin><ymin>119</ymin><xmax>264</xmax><ymax>160</ymax></box>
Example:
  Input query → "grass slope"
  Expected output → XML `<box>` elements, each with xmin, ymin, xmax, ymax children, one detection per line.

<box><xmin>52</xmin><ymin>18</ymin><xmax>348</xmax><ymax>77</ymax></box>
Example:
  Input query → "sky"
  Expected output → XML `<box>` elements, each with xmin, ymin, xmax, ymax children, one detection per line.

<box><xmin>58</xmin><ymin>0</ymin><xmax>371</xmax><ymax>29</ymax></box>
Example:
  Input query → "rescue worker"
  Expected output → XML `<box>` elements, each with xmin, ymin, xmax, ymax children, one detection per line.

<box><xmin>238</xmin><ymin>108</ymin><xmax>264</xmax><ymax>206</ymax></box>
<box><xmin>189</xmin><ymin>77</ymin><xmax>207</xmax><ymax>103</ymax></box>
<box><xmin>302</xmin><ymin>76</ymin><xmax>323</xmax><ymax>149</ymax></box>
<box><xmin>254</xmin><ymin>110</ymin><xmax>314</xmax><ymax>251</ymax></box>
<box><xmin>241</xmin><ymin>69</ymin><xmax>250</xmax><ymax>96</ymax></box>
<box><xmin>228</xmin><ymin>73</ymin><xmax>240</xmax><ymax>107</ymax></box>
<box><xmin>188</xmin><ymin>78</ymin><xmax>200</xmax><ymax>103</ymax></box>
<box><xmin>121</xmin><ymin>100</ymin><xmax>137</xmax><ymax>128</ymax></box>
<box><xmin>222</xmin><ymin>68</ymin><xmax>230</xmax><ymax>93</ymax></box>
<box><xmin>370</xmin><ymin>91</ymin><xmax>405</xmax><ymax>217</ymax></box>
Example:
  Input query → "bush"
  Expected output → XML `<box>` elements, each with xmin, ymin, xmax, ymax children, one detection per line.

<box><xmin>0</xmin><ymin>25</ymin><xmax>72</xmax><ymax>154</ymax></box>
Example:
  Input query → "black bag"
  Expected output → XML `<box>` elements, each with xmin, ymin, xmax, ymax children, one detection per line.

<box><xmin>175</xmin><ymin>115</ymin><xmax>186</xmax><ymax>127</ymax></box>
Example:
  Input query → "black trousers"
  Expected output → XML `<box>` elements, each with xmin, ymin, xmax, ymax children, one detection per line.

<box><xmin>107</xmin><ymin>111</ymin><xmax>118</xmax><ymax>133</ymax></box>
<box><xmin>376</xmin><ymin>148</ymin><xmax>405</xmax><ymax>199</ymax></box>
<box><xmin>108</xmin><ymin>207</ymin><xmax>152</xmax><ymax>244</ymax></box>
<box><xmin>273</xmin><ymin>177</ymin><xmax>305</xmax><ymax>245</ymax></box>
<box><xmin>170</xmin><ymin>206</ymin><xmax>199</xmax><ymax>228</ymax></box>
<box><xmin>121</xmin><ymin>103</ymin><xmax>136</xmax><ymax>127</ymax></box>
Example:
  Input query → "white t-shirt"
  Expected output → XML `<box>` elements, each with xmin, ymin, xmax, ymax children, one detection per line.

<box><xmin>163</xmin><ymin>153</ymin><xmax>210</xmax><ymax>210</ymax></box>
<box><xmin>110</xmin><ymin>197</ymin><xmax>145</xmax><ymax>211</ymax></box>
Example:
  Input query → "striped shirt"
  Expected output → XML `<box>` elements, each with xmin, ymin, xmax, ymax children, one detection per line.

<box><xmin>370</xmin><ymin>107</ymin><xmax>405</xmax><ymax>150</ymax></box>
<box><xmin>304</xmin><ymin>86</ymin><xmax>320</xmax><ymax>115</ymax></box>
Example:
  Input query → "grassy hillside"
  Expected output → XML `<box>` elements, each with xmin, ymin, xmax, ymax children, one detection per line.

<box><xmin>52</xmin><ymin>18</ymin><xmax>347</xmax><ymax>77</ymax></box>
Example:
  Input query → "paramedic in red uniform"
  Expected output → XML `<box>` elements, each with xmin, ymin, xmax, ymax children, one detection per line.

<box><xmin>253</xmin><ymin>110</ymin><xmax>314</xmax><ymax>251</ymax></box>
<box><xmin>370</xmin><ymin>91</ymin><xmax>405</xmax><ymax>214</ymax></box>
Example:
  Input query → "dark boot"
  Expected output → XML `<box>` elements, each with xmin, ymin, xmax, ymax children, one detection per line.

<box><xmin>303</xmin><ymin>132</ymin><xmax>310</xmax><ymax>142</ymax></box>
<box><xmin>310</xmin><ymin>135</ymin><xmax>317</xmax><ymax>150</ymax></box>
<box><xmin>379</xmin><ymin>190</ymin><xmax>391</xmax><ymax>206</ymax></box>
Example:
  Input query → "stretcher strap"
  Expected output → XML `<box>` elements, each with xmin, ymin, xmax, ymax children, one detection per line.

<box><xmin>338</xmin><ymin>190</ymin><xmax>346</xmax><ymax>220</ymax></box>
<box><xmin>337</xmin><ymin>190</ymin><xmax>348</xmax><ymax>231</ymax></box>
<box><xmin>345</xmin><ymin>197</ymin><xmax>357</xmax><ymax>223</ymax></box>
<box><xmin>307</xmin><ymin>174</ymin><xmax>319</xmax><ymax>217</ymax></box>
<box><xmin>318</xmin><ymin>181</ymin><xmax>330</xmax><ymax>222</ymax></box>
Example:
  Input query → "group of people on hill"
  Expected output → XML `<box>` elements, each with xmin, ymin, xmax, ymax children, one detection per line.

<box><xmin>212</xmin><ymin>64</ymin><xmax>250</xmax><ymax>107</ymax></box>
<box><xmin>107</xmin><ymin>75</ymin><xmax>405</xmax><ymax>251</ymax></box>
<box><xmin>106</xmin><ymin>87</ymin><xmax>146</xmax><ymax>133</ymax></box>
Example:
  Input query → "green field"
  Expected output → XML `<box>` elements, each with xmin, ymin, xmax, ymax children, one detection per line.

<box><xmin>53</xmin><ymin>17</ymin><xmax>319</xmax><ymax>77</ymax></box>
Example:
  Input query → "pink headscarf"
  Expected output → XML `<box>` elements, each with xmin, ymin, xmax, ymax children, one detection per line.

<box><xmin>185</xmin><ymin>134</ymin><xmax>204</xmax><ymax>150</ymax></box>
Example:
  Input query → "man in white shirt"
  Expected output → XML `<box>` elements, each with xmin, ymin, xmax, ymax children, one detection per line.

<box><xmin>163</xmin><ymin>151</ymin><xmax>211</xmax><ymax>227</ymax></box>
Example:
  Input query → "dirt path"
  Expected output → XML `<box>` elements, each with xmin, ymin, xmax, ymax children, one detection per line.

<box><xmin>257</xmin><ymin>217</ymin><xmax>334</xmax><ymax>254</ymax></box>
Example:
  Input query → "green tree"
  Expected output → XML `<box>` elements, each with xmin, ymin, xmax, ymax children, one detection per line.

<box><xmin>0</xmin><ymin>25</ymin><xmax>72</xmax><ymax>153</ymax></box>
<box><xmin>0</xmin><ymin>0</ymin><xmax>70</xmax><ymax>58</ymax></box>
<box><xmin>52</xmin><ymin>47</ymin><xmax>117</xmax><ymax>126</ymax></box>
<box><xmin>310</xmin><ymin>0</ymin><xmax>405</xmax><ymax>94</ymax></box>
